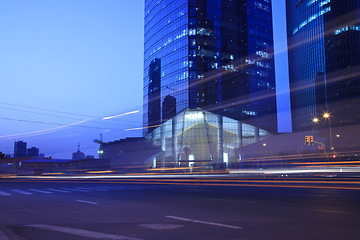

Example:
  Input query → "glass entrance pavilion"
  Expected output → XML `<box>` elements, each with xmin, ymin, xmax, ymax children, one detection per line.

<box><xmin>146</xmin><ymin>108</ymin><xmax>272</xmax><ymax>168</ymax></box>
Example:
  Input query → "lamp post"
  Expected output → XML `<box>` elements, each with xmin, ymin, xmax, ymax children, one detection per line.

<box><xmin>323</xmin><ymin>113</ymin><xmax>334</xmax><ymax>152</ymax></box>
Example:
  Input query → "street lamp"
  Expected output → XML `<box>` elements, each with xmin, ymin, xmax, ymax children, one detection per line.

<box><xmin>323</xmin><ymin>112</ymin><xmax>334</xmax><ymax>152</ymax></box>
<box><xmin>313</xmin><ymin>117</ymin><xmax>319</xmax><ymax>123</ymax></box>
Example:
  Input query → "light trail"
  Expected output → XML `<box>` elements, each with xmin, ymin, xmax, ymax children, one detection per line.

<box><xmin>2</xmin><ymin>176</ymin><xmax>360</xmax><ymax>191</ymax></box>
<box><xmin>59</xmin><ymin>180</ymin><xmax>360</xmax><ymax>191</ymax></box>
<box><xmin>0</xmin><ymin>118</ymin><xmax>90</xmax><ymax>140</ymax></box>
<box><xmin>292</xmin><ymin>161</ymin><xmax>360</xmax><ymax>165</ymax></box>
<box><xmin>112</xmin><ymin>178</ymin><xmax>360</xmax><ymax>185</ymax></box>
<box><xmin>125</xmin><ymin>124</ymin><xmax>162</xmax><ymax>131</ymax></box>
<box><xmin>102</xmin><ymin>110</ymin><xmax>139</xmax><ymax>120</ymax></box>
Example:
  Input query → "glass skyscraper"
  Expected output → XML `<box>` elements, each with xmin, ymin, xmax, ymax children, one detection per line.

<box><xmin>143</xmin><ymin>0</ymin><xmax>277</xmax><ymax>167</ymax></box>
<box><xmin>144</xmin><ymin>0</ymin><xmax>277</xmax><ymax>133</ymax></box>
<box><xmin>287</xmin><ymin>0</ymin><xmax>360</xmax><ymax>131</ymax></box>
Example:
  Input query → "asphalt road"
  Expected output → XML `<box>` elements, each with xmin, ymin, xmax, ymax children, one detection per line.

<box><xmin>1</xmin><ymin>178</ymin><xmax>360</xmax><ymax>240</ymax></box>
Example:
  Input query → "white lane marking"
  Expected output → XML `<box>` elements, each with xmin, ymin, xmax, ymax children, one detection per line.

<box><xmin>166</xmin><ymin>216</ymin><xmax>242</xmax><ymax>230</ymax></box>
<box><xmin>0</xmin><ymin>191</ymin><xmax>11</xmax><ymax>196</ymax></box>
<box><xmin>46</xmin><ymin>188</ymin><xmax>70</xmax><ymax>193</ymax></box>
<box><xmin>76</xmin><ymin>200</ymin><xmax>98</xmax><ymax>205</ymax></box>
<box><xmin>29</xmin><ymin>189</ymin><xmax>52</xmax><ymax>194</ymax></box>
<box><xmin>11</xmin><ymin>189</ymin><xmax>32</xmax><ymax>195</ymax></box>
<box><xmin>206</xmin><ymin>198</ymin><xmax>256</xmax><ymax>204</ymax></box>
<box><xmin>139</xmin><ymin>224</ymin><xmax>184</xmax><ymax>230</ymax></box>
<box><xmin>62</xmin><ymin>187</ymin><xmax>89</xmax><ymax>192</ymax></box>
<box><xmin>25</xmin><ymin>224</ymin><xmax>143</xmax><ymax>240</ymax></box>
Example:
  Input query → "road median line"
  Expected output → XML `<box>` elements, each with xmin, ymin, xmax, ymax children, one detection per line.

<box><xmin>166</xmin><ymin>215</ymin><xmax>242</xmax><ymax>229</ymax></box>
<box><xmin>76</xmin><ymin>200</ymin><xmax>98</xmax><ymax>205</ymax></box>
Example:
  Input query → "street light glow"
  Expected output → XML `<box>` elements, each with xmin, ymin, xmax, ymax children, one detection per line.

<box><xmin>323</xmin><ymin>113</ymin><xmax>330</xmax><ymax>119</ymax></box>
<box><xmin>313</xmin><ymin>118</ymin><xmax>319</xmax><ymax>123</ymax></box>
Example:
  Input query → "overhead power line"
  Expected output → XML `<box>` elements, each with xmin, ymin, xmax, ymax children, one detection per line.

<box><xmin>0</xmin><ymin>102</ymin><xmax>142</xmax><ymax>125</ymax></box>
<box><xmin>0</xmin><ymin>117</ymin><xmax>125</xmax><ymax>131</ymax></box>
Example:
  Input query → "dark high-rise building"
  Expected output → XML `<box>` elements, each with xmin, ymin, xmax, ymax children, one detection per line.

<box><xmin>147</xmin><ymin>58</ymin><xmax>162</xmax><ymax>131</ymax></box>
<box><xmin>286</xmin><ymin>0</ymin><xmax>360</xmax><ymax>131</ymax></box>
<box><xmin>14</xmin><ymin>141</ymin><xmax>27</xmax><ymax>158</ymax></box>
<box><xmin>162</xmin><ymin>95</ymin><xmax>177</xmax><ymax>122</ymax></box>
<box><xmin>27</xmin><ymin>147</ymin><xmax>39</xmax><ymax>157</ymax></box>
<box><xmin>143</xmin><ymin>0</ymin><xmax>277</xmax><ymax>134</ymax></box>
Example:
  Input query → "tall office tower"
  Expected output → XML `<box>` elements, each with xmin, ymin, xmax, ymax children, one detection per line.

<box><xmin>27</xmin><ymin>147</ymin><xmax>39</xmax><ymax>157</ymax></box>
<box><xmin>14</xmin><ymin>141</ymin><xmax>27</xmax><ymax>158</ymax></box>
<box><xmin>147</xmin><ymin>58</ymin><xmax>162</xmax><ymax>131</ymax></box>
<box><xmin>287</xmin><ymin>0</ymin><xmax>360</xmax><ymax>131</ymax></box>
<box><xmin>144</xmin><ymin>0</ymin><xmax>277</xmax><ymax>133</ymax></box>
<box><xmin>162</xmin><ymin>95</ymin><xmax>177</xmax><ymax>122</ymax></box>
<box><xmin>143</xmin><ymin>0</ymin><xmax>277</xmax><ymax>166</ymax></box>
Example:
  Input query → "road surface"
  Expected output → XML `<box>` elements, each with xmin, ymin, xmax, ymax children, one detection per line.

<box><xmin>0</xmin><ymin>177</ymin><xmax>359</xmax><ymax>240</ymax></box>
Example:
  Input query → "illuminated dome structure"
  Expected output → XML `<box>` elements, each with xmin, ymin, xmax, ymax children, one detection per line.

<box><xmin>146</xmin><ymin>108</ymin><xmax>272</xmax><ymax>168</ymax></box>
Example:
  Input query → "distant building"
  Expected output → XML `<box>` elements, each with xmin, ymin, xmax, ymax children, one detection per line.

<box><xmin>102</xmin><ymin>137</ymin><xmax>162</xmax><ymax>171</ymax></box>
<box><xmin>147</xmin><ymin>58</ymin><xmax>162</xmax><ymax>131</ymax></box>
<box><xmin>14</xmin><ymin>141</ymin><xmax>27</xmax><ymax>158</ymax></box>
<box><xmin>162</xmin><ymin>95</ymin><xmax>176</xmax><ymax>122</ymax></box>
<box><xmin>21</xmin><ymin>157</ymin><xmax>108</xmax><ymax>174</ymax></box>
<box><xmin>72</xmin><ymin>144</ymin><xmax>85</xmax><ymax>160</ymax></box>
<box><xmin>27</xmin><ymin>147</ymin><xmax>39</xmax><ymax>157</ymax></box>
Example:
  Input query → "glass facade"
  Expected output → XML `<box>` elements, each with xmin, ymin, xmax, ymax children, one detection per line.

<box><xmin>188</xmin><ymin>0</ymin><xmax>277</xmax><ymax>133</ymax></box>
<box><xmin>286</xmin><ymin>0</ymin><xmax>329</xmax><ymax>131</ymax></box>
<box><xmin>146</xmin><ymin>108</ymin><xmax>271</xmax><ymax>167</ymax></box>
<box><xmin>144</xmin><ymin>0</ymin><xmax>189</xmax><ymax>135</ymax></box>
<box><xmin>287</xmin><ymin>0</ymin><xmax>360</xmax><ymax>131</ymax></box>
<box><xmin>144</xmin><ymin>0</ymin><xmax>277</xmax><ymax>165</ymax></box>
<box><xmin>323</xmin><ymin>0</ymin><xmax>360</xmax><ymax>128</ymax></box>
<box><xmin>287</xmin><ymin>0</ymin><xmax>360</xmax><ymax>152</ymax></box>
<box><xmin>246</xmin><ymin>0</ymin><xmax>277</xmax><ymax>132</ymax></box>
<box><xmin>144</xmin><ymin>0</ymin><xmax>277</xmax><ymax>134</ymax></box>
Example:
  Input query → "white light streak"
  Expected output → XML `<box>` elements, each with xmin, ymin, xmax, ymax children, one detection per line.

<box><xmin>125</xmin><ymin>124</ymin><xmax>162</xmax><ymax>131</ymax></box>
<box><xmin>102</xmin><ymin>110</ymin><xmax>139</xmax><ymax>120</ymax></box>
<box><xmin>0</xmin><ymin>119</ymin><xmax>90</xmax><ymax>140</ymax></box>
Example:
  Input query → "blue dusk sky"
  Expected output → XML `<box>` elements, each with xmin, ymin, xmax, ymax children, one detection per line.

<box><xmin>0</xmin><ymin>0</ymin><xmax>291</xmax><ymax>158</ymax></box>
